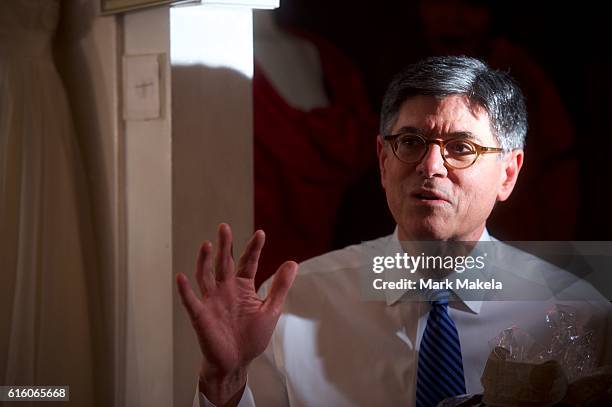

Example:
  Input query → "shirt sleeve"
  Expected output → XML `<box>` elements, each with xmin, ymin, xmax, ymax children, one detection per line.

<box><xmin>194</xmin><ymin>380</ymin><xmax>256</xmax><ymax>407</ymax></box>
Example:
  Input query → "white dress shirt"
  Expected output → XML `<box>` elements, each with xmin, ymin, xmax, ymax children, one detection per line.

<box><xmin>196</xmin><ymin>230</ymin><xmax>612</xmax><ymax>406</ymax></box>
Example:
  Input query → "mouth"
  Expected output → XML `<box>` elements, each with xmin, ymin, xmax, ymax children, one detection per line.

<box><xmin>411</xmin><ymin>189</ymin><xmax>450</xmax><ymax>205</ymax></box>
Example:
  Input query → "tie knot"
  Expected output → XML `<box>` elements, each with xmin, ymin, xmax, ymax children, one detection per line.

<box><xmin>431</xmin><ymin>299</ymin><xmax>449</xmax><ymax>308</ymax></box>
<box><xmin>425</xmin><ymin>289</ymin><xmax>451</xmax><ymax>305</ymax></box>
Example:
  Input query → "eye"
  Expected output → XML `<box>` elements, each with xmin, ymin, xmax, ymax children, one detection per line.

<box><xmin>447</xmin><ymin>140</ymin><xmax>476</xmax><ymax>155</ymax></box>
<box><xmin>397</xmin><ymin>135</ymin><xmax>423</xmax><ymax>148</ymax></box>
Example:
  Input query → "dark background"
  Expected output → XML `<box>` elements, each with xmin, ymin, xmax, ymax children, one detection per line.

<box><xmin>274</xmin><ymin>0</ymin><xmax>612</xmax><ymax>242</ymax></box>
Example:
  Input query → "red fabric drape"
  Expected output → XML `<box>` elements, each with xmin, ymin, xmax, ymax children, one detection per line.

<box><xmin>254</xmin><ymin>32</ymin><xmax>377</xmax><ymax>286</ymax></box>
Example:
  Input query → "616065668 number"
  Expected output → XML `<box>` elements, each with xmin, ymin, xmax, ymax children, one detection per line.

<box><xmin>0</xmin><ymin>386</ymin><xmax>69</xmax><ymax>401</ymax></box>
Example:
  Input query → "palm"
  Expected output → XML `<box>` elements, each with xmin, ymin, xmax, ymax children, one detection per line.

<box><xmin>190</xmin><ymin>277</ymin><xmax>277</xmax><ymax>373</ymax></box>
<box><xmin>177</xmin><ymin>224</ymin><xmax>297</xmax><ymax>383</ymax></box>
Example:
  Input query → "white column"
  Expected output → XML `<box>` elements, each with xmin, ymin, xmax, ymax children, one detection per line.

<box><xmin>123</xmin><ymin>6</ymin><xmax>174</xmax><ymax>407</ymax></box>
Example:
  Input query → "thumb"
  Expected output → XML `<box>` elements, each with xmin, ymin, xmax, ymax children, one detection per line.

<box><xmin>176</xmin><ymin>273</ymin><xmax>203</xmax><ymax>321</ymax></box>
<box><xmin>264</xmin><ymin>261</ymin><xmax>298</xmax><ymax>315</ymax></box>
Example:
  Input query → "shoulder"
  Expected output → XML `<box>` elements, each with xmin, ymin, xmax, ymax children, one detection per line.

<box><xmin>486</xmin><ymin>238</ymin><xmax>610</xmax><ymax>303</ymax></box>
<box><xmin>258</xmin><ymin>234</ymin><xmax>393</xmax><ymax>309</ymax></box>
<box><xmin>297</xmin><ymin>234</ymin><xmax>391</xmax><ymax>276</ymax></box>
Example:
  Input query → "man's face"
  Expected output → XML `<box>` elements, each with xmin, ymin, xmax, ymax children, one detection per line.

<box><xmin>377</xmin><ymin>95</ymin><xmax>523</xmax><ymax>241</ymax></box>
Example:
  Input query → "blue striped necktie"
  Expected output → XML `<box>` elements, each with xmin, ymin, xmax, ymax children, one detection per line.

<box><xmin>416</xmin><ymin>292</ymin><xmax>466</xmax><ymax>407</ymax></box>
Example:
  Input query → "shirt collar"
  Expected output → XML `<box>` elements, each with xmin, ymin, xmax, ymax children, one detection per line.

<box><xmin>384</xmin><ymin>226</ymin><xmax>489</xmax><ymax>314</ymax></box>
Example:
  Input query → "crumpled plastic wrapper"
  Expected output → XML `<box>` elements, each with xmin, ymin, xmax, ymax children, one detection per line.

<box><xmin>536</xmin><ymin>304</ymin><xmax>597</xmax><ymax>381</ymax></box>
<box><xmin>440</xmin><ymin>304</ymin><xmax>611</xmax><ymax>406</ymax></box>
<box><xmin>488</xmin><ymin>326</ymin><xmax>540</xmax><ymax>362</ymax></box>
<box><xmin>485</xmin><ymin>305</ymin><xmax>597</xmax><ymax>379</ymax></box>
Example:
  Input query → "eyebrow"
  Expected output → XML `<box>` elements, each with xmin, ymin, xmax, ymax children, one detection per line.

<box><xmin>394</xmin><ymin>126</ymin><xmax>479</xmax><ymax>141</ymax></box>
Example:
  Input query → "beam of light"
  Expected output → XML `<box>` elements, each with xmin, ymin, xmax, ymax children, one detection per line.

<box><xmin>170</xmin><ymin>4</ymin><xmax>253</xmax><ymax>78</ymax></box>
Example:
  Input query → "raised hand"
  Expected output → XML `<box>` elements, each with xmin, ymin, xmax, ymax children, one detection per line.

<box><xmin>176</xmin><ymin>223</ymin><xmax>298</xmax><ymax>406</ymax></box>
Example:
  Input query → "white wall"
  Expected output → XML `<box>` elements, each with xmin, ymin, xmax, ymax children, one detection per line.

<box><xmin>170</xmin><ymin>5</ymin><xmax>254</xmax><ymax>406</ymax></box>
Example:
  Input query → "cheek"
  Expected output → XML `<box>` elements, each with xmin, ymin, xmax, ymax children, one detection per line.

<box><xmin>469</xmin><ymin>185</ymin><xmax>495</xmax><ymax>212</ymax></box>
<box><xmin>458</xmin><ymin>173</ymin><xmax>500</xmax><ymax>214</ymax></box>
<box><xmin>383</xmin><ymin>160</ymin><xmax>410</xmax><ymax>190</ymax></box>
<box><xmin>383</xmin><ymin>166</ymin><xmax>415</xmax><ymax>218</ymax></box>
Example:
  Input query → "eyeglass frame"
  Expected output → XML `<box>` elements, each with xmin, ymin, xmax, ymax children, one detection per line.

<box><xmin>382</xmin><ymin>133</ymin><xmax>504</xmax><ymax>169</ymax></box>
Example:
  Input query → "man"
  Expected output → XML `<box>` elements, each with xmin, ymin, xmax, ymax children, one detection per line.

<box><xmin>177</xmin><ymin>56</ymin><xmax>611</xmax><ymax>406</ymax></box>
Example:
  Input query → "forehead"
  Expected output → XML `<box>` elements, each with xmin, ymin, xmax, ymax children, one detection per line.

<box><xmin>393</xmin><ymin>94</ymin><xmax>494</xmax><ymax>143</ymax></box>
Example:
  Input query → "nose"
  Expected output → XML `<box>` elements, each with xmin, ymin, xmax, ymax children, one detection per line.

<box><xmin>416</xmin><ymin>142</ymin><xmax>448</xmax><ymax>178</ymax></box>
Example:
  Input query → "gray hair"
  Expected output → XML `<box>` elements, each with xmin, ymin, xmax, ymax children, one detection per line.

<box><xmin>380</xmin><ymin>56</ymin><xmax>527</xmax><ymax>151</ymax></box>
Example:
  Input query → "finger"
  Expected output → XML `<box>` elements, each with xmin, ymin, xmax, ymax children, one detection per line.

<box><xmin>263</xmin><ymin>261</ymin><xmax>298</xmax><ymax>316</ymax></box>
<box><xmin>176</xmin><ymin>273</ymin><xmax>203</xmax><ymax>321</ymax></box>
<box><xmin>195</xmin><ymin>241</ymin><xmax>215</xmax><ymax>296</ymax></box>
<box><xmin>214</xmin><ymin>223</ymin><xmax>235</xmax><ymax>281</ymax></box>
<box><xmin>236</xmin><ymin>230</ymin><xmax>265</xmax><ymax>279</ymax></box>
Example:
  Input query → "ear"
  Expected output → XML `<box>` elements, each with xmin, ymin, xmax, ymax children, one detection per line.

<box><xmin>497</xmin><ymin>149</ymin><xmax>524</xmax><ymax>202</ymax></box>
<box><xmin>377</xmin><ymin>135</ymin><xmax>390</xmax><ymax>189</ymax></box>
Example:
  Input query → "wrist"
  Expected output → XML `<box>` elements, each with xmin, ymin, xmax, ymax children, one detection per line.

<box><xmin>199</xmin><ymin>366</ymin><xmax>248</xmax><ymax>407</ymax></box>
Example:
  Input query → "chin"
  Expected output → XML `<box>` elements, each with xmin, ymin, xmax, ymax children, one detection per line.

<box><xmin>400</xmin><ymin>218</ymin><xmax>451</xmax><ymax>241</ymax></box>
